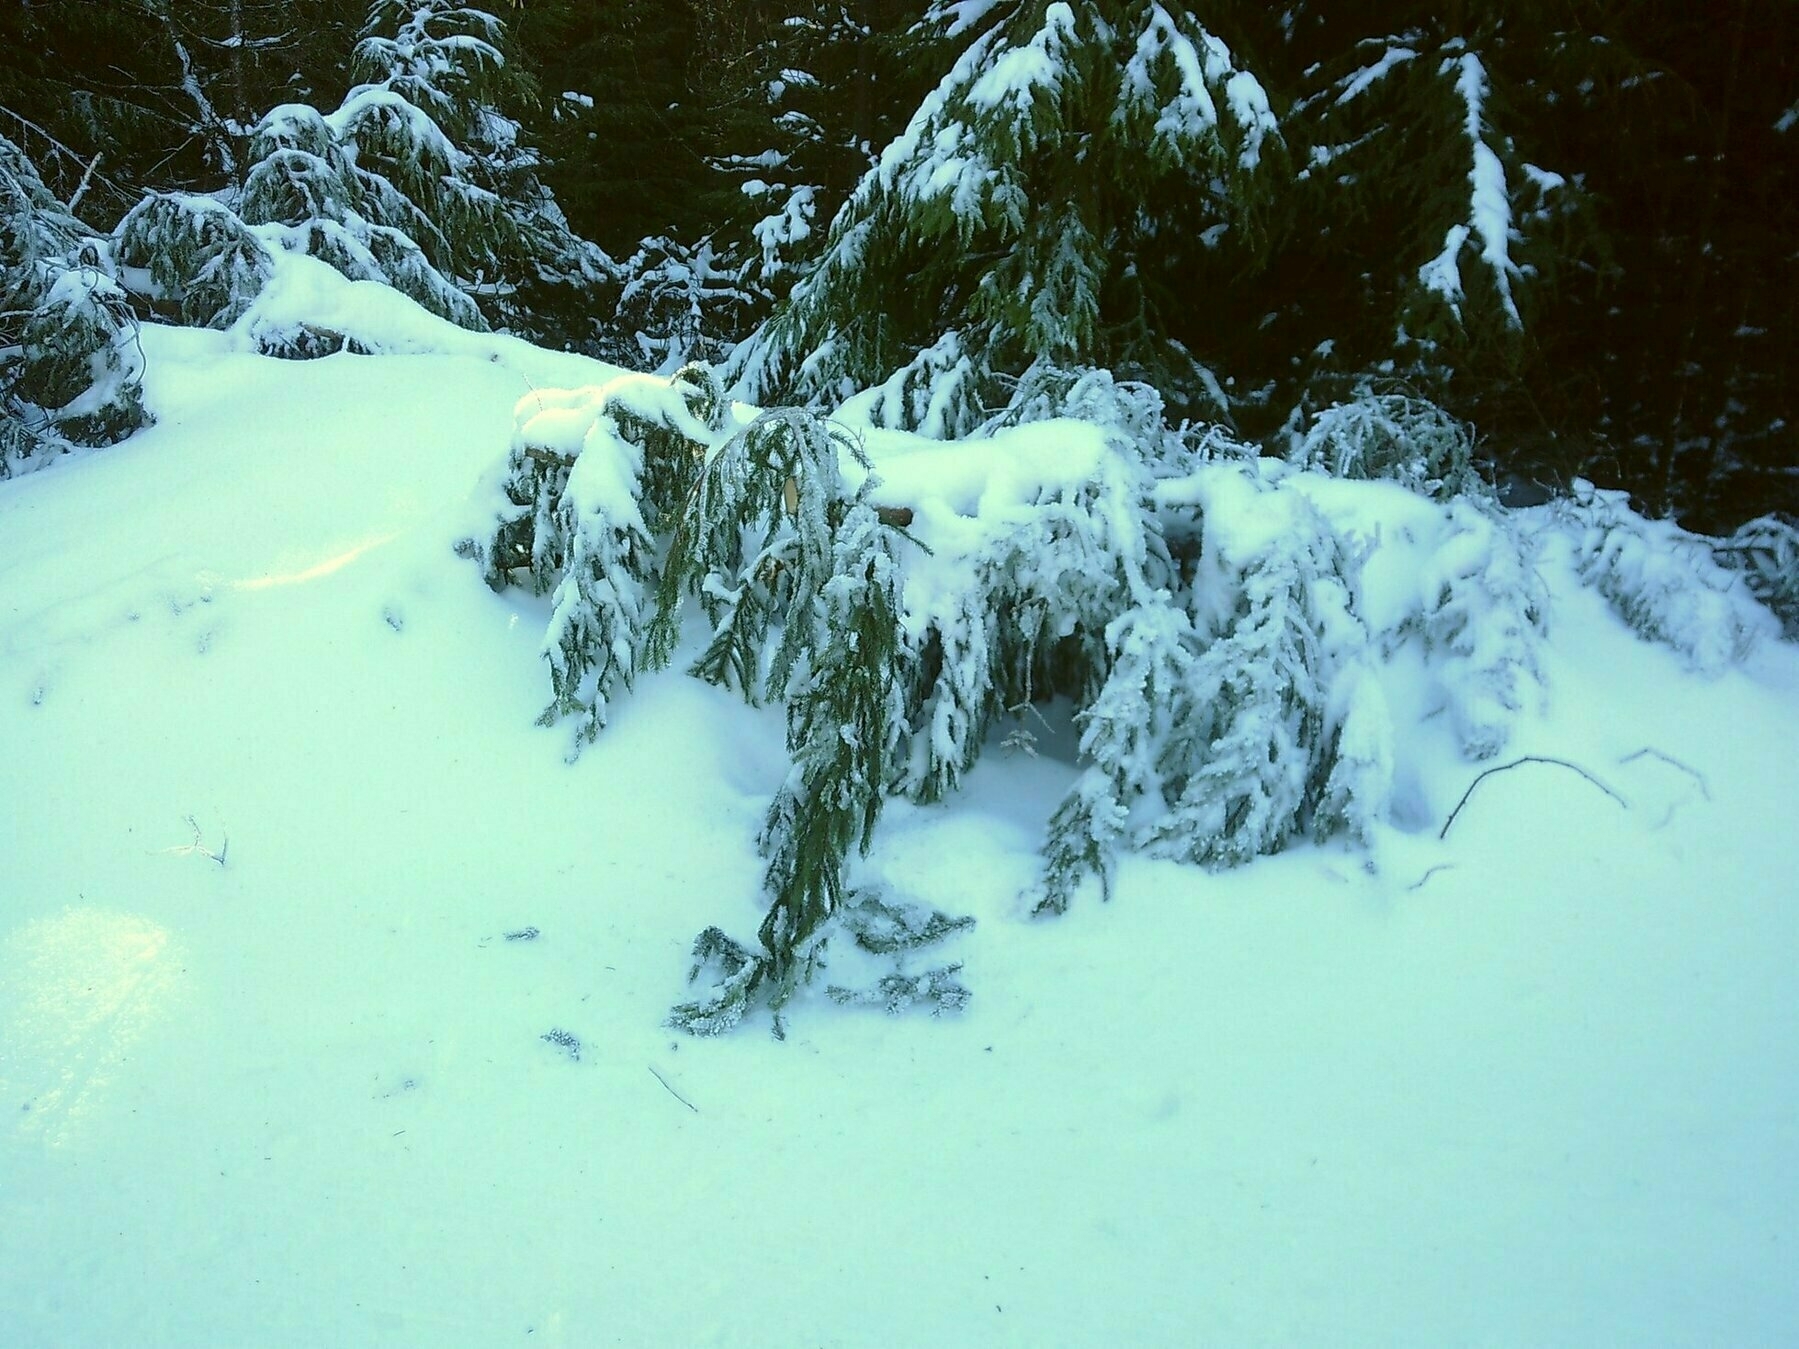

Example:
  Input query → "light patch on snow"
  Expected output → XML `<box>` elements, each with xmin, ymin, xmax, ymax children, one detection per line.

<box><xmin>228</xmin><ymin>533</ymin><xmax>399</xmax><ymax>591</ymax></box>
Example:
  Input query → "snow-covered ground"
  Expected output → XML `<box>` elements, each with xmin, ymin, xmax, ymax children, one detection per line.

<box><xmin>3</xmin><ymin>303</ymin><xmax>1797</xmax><ymax>1345</ymax></box>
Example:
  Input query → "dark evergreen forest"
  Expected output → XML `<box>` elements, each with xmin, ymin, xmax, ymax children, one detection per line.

<box><xmin>3</xmin><ymin>1</ymin><xmax>1794</xmax><ymax>530</ymax></box>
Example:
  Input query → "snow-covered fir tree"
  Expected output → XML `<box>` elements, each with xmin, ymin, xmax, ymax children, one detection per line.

<box><xmin>1</xmin><ymin>133</ymin><xmax>147</xmax><ymax>475</ymax></box>
<box><xmin>1249</xmin><ymin>4</ymin><xmax>1584</xmax><ymax>446</ymax></box>
<box><xmin>114</xmin><ymin>0</ymin><xmax>612</xmax><ymax>343</ymax></box>
<box><xmin>732</xmin><ymin>0</ymin><xmax>1285</xmax><ymax>435</ymax></box>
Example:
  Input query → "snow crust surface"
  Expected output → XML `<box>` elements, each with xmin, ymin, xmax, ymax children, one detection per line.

<box><xmin>2</xmin><ymin>306</ymin><xmax>1797</xmax><ymax>1346</ymax></box>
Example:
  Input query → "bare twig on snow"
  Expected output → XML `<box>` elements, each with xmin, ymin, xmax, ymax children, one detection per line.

<box><xmin>1439</xmin><ymin>757</ymin><xmax>1626</xmax><ymax>840</ymax></box>
<box><xmin>648</xmin><ymin>1064</ymin><xmax>698</xmax><ymax>1113</ymax></box>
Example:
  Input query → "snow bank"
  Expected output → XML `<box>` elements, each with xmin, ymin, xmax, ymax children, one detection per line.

<box><xmin>4</xmin><ymin>334</ymin><xmax>1797</xmax><ymax>1346</ymax></box>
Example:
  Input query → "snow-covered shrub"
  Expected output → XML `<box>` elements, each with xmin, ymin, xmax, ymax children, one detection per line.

<box><xmin>473</xmin><ymin>369</ymin><xmax>721</xmax><ymax>751</ymax></box>
<box><xmin>473</xmin><ymin>359</ymin><xmax>1438</xmax><ymax>1024</ymax></box>
<box><xmin>1403</xmin><ymin>498</ymin><xmax>1546</xmax><ymax>759</ymax></box>
<box><xmin>1290</xmin><ymin>389</ymin><xmax>1481</xmax><ymax>499</ymax></box>
<box><xmin>2</xmin><ymin>134</ymin><xmax>147</xmax><ymax>471</ymax></box>
<box><xmin>1714</xmin><ymin>515</ymin><xmax>1799</xmax><ymax>640</ymax></box>
<box><xmin>471</xmin><ymin>370</ymin><xmax>719</xmax><ymax>732</ymax></box>
<box><xmin>897</xmin><ymin>407</ymin><xmax>1157</xmax><ymax>805</ymax></box>
<box><xmin>603</xmin><ymin>236</ymin><xmax>759</xmax><ymax>373</ymax></box>
<box><xmin>114</xmin><ymin>192</ymin><xmax>276</xmax><ymax>328</ymax></box>
<box><xmin>995</xmin><ymin>366</ymin><xmax>1181</xmax><ymax>453</ymax></box>
<box><xmin>536</xmin><ymin>452</ymin><xmax>657</xmax><ymax>753</ymax></box>
<box><xmin>1033</xmin><ymin>473</ymin><xmax>1387</xmax><ymax>910</ymax></box>
<box><xmin>1561</xmin><ymin>479</ymin><xmax>1778</xmax><ymax>673</ymax></box>
<box><xmin>474</xmin><ymin>372</ymin><xmax>973</xmax><ymax>1034</ymax></box>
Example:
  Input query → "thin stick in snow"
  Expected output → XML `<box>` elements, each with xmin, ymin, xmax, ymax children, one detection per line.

<box><xmin>648</xmin><ymin>1064</ymin><xmax>698</xmax><ymax>1113</ymax></box>
<box><xmin>1618</xmin><ymin>747</ymin><xmax>1712</xmax><ymax>800</ymax></box>
<box><xmin>1407</xmin><ymin>864</ymin><xmax>1457</xmax><ymax>892</ymax></box>
<box><xmin>152</xmin><ymin>814</ymin><xmax>228</xmax><ymax>865</ymax></box>
<box><xmin>1438</xmin><ymin>757</ymin><xmax>1626</xmax><ymax>840</ymax></box>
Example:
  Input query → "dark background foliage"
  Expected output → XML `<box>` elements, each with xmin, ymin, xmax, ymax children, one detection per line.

<box><xmin>2</xmin><ymin>0</ymin><xmax>1792</xmax><ymax>528</ymax></box>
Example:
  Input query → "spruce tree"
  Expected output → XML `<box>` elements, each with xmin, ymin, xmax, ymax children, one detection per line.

<box><xmin>1</xmin><ymin>1</ymin><xmax>365</xmax><ymax>216</ymax></box>
<box><xmin>732</xmin><ymin>0</ymin><xmax>1286</xmax><ymax>435</ymax></box>
<box><xmin>112</xmin><ymin>0</ymin><xmax>613</xmax><ymax>343</ymax></box>
<box><xmin>1</xmin><ymin>132</ymin><xmax>147</xmax><ymax>474</ymax></box>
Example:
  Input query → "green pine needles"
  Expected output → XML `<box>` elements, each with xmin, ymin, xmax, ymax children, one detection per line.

<box><xmin>470</xmin><ymin>360</ymin><xmax>1469</xmax><ymax>1035</ymax></box>
<box><xmin>471</xmin><ymin>358</ymin><xmax>1790</xmax><ymax>1037</ymax></box>
<box><xmin>468</xmin><ymin>363</ymin><xmax>972</xmax><ymax>1036</ymax></box>
<box><xmin>731</xmin><ymin>0</ymin><xmax>1285</xmax><ymax>434</ymax></box>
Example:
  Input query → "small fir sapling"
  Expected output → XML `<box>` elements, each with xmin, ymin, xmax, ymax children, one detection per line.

<box><xmin>1713</xmin><ymin>515</ymin><xmax>1799</xmax><ymax>641</ymax></box>
<box><xmin>1143</xmin><ymin>497</ymin><xmax>1374</xmax><ymax>868</ymax></box>
<box><xmin>113</xmin><ymin>192</ymin><xmax>276</xmax><ymax>328</ymax></box>
<box><xmin>1032</xmin><ymin>479</ymin><xmax>1387</xmax><ymax>911</ymax></box>
<box><xmin>1561</xmin><ymin>479</ymin><xmax>1778</xmax><ymax>674</ymax></box>
<box><xmin>753</xmin><ymin>505</ymin><xmax>911</xmax><ymax>977</ymax></box>
<box><xmin>1405</xmin><ymin>497</ymin><xmax>1547</xmax><ymax>760</ymax></box>
<box><xmin>238</xmin><ymin>98</ymin><xmax>490</xmax><ymax>330</ymax></box>
<box><xmin>2</xmin><ymin>133</ymin><xmax>148</xmax><ymax>469</ymax></box>
<box><xmin>667</xmin><ymin>473</ymin><xmax>972</xmax><ymax>1035</ymax></box>
<box><xmin>1033</xmin><ymin>599</ymin><xmax>1205</xmax><ymax>912</ymax></box>
<box><xmin>110</xmin><ymin>0</ymin><xmax>611</xmax><ymax>343</ymax></box>
<box><xmin>604</xmin><ymin>235</ymin><xmax>759</xmax><ymax>374</ymax></box>
<box><xmin>644</xmin><ymin>404</ymin><xmax>869</xmax><ymax>690</ymax></box>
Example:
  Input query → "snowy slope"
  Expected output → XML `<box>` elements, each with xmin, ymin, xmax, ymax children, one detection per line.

<box><xmin>3</xmin><ymin>315</ymin><xmax>1797</xmax><ymax>1347</ymax></box>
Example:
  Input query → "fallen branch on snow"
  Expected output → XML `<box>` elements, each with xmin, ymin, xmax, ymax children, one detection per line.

<box><xmin>1618</xmin><ymin>747</ymin><xmax>1712</xmax><ymax>801</ymax></box>
<box><xmin>1406</xmin><ymin>864</ymin><xmax>1458</xmax><ymax>892</ymax></box>
<box><xmin>1439</xmin><ymin>757</ymin><xmax>1626</xmax><ymax>840</ymax></box>
<box><xmin>648</xmin><ymin>1064</ymin><xmax>698</xmax><ymax>1113</ymax></box>
<box><xmin>151</xmin><ymin>814</ymin><xmax>228</xmax><ymax>866</ymax></box>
